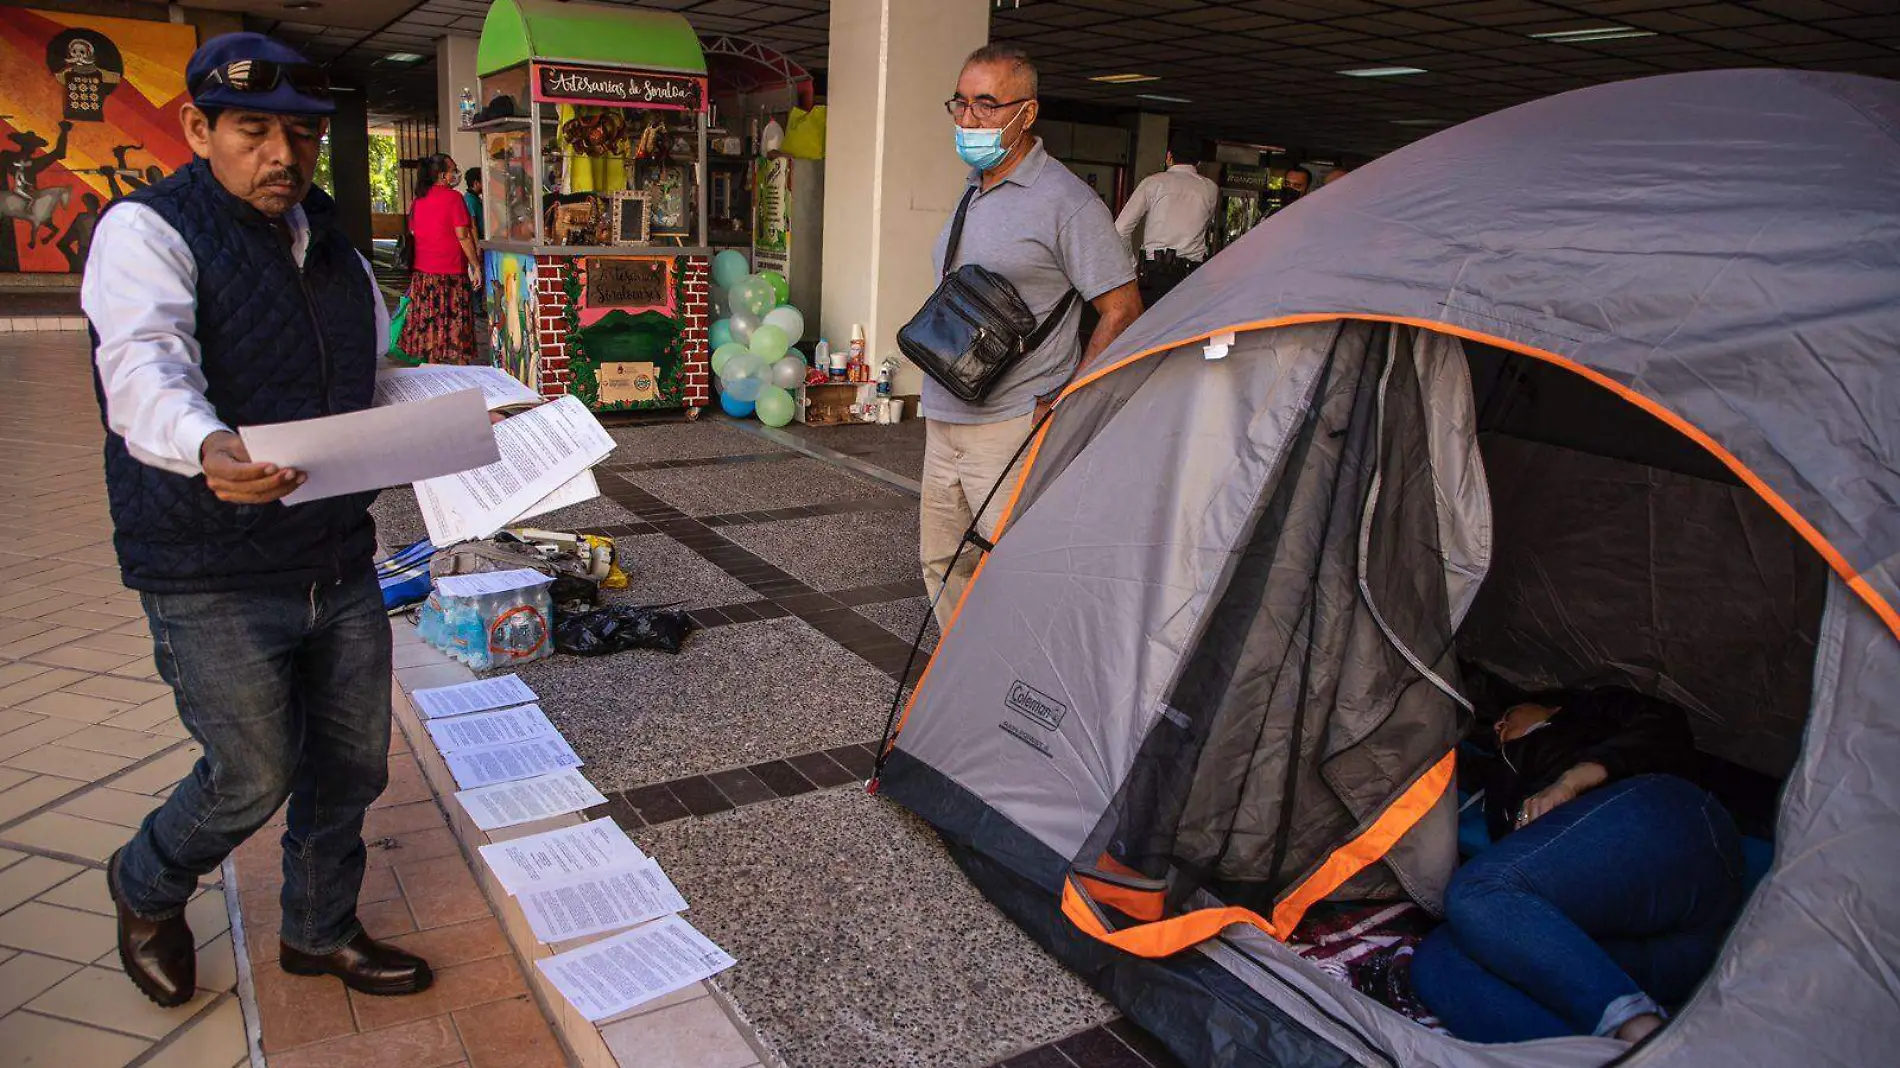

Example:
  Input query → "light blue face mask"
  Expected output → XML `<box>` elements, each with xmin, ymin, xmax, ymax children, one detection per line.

<box><xmin>954</xmin><ymin>104</ymin><xmax>1027</xmax><ymax>170</ymax></box>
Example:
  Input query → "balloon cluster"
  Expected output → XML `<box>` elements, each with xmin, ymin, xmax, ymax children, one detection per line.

<box><xmin>710</xmin><ymin>250</ymin><xmax>807</xmax><ymax>427</ymax></box>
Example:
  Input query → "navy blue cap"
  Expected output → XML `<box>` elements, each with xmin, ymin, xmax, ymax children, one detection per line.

<box><xmin>186</xmin><ymin>33</ymin><xmax>334</xmax><ymax>117</ymax></box>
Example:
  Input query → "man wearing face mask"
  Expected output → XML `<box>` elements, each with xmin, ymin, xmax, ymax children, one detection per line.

<box><xmin>83</xmin><ymin>34</ymin><xmax>431</xmax><ymax>1007</ymax></box>
<box><xmin>921</xmin><ymin>44</ymin><xmax>1141</xmax><ymax>629</ymax></box>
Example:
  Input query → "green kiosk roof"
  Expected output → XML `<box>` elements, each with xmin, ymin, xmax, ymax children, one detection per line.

<box><xmin>477</xmin><ymin>0</ymin><xmax>707</xmax><ymax>77</ymax></box>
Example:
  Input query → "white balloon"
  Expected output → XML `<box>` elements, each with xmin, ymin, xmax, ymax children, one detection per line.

<box><xmin>729</xmin><ymin>313</ymin><xmax>760</xmax><ymax>343</ymax></box>
<box><xmin>768</xmin><ymin>355</ymin><xmax>806</xmax><ymax>389</ymax></box>
<box><xmin>761</xmin><ymin>305</ymin><xmax>804</xmax><ymax>342</ymax></box>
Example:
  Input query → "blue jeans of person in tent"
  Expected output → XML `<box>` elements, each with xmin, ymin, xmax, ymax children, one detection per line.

<box><xmin>1412</xmin><ymin>774</ymin><xmax>1745</xmax><ymax>1043</ymax></box>
<box><xmin>112</xmin><ymin>572</ymin><xmax>393</xmax><ymax>955</ymax></box>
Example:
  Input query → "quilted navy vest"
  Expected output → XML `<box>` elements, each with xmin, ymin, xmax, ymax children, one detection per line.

<box><xmin>94</xmin><ymin>159</ymin><xmax>380</xmax><ymax>593</ymax></box>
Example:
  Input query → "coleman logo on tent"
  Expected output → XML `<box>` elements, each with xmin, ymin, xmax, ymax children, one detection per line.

<box><xmin>1006</xmin><ymin>681</ymin><xmax>1068</xmax><ymax>731</ymax></box>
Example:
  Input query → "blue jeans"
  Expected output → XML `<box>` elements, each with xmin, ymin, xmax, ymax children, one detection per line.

<box><xmin>114</xmin><ymin>571</ymin><xmax>393</xmax><ymax>955</ymax></box>
<box><xmin>1412</xmin><ymin>774</ymin><xmax>1744</xmax><ymax>1043</ymax></box>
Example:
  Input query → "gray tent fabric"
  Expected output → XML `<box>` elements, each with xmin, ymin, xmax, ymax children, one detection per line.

<box><xmin>1462</xmin><ymin>435</ymin><xmax>1827</xmax><ymax>778</ymax></box>
<box><xmin>1085</xmin><ymin>69</ymin><xmax>1900</xmax><ymax>618</ymax></box>
<box><xmin>881</xmin><ymin>68</ymin><xmax>1900</xmax><ymax>1068</ymax></box>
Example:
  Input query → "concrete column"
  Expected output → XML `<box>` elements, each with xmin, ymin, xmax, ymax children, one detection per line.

<box><xmin>1124</xmin><ymin>112</ymin><xmax>1169</xmax><ymax>183</ymax></box>
<box><xmin>436</xmin><ymin>34</ymin><xmax>483</xmax><ymax>179</ymax></box>
<box><xmin>328</xmin><ymin>86</ymin><xmax>373</xmax><ymax>256</ymax></box>
<box><xmin>820</xmin><ymin>0</ymin><xmax>990</xmax><ymax>397</ymax></box>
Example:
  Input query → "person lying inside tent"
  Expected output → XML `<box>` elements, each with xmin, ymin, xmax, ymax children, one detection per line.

<box><xmin>1409</xmin><ymin>687</ymin><xmax>1746</xmax><ymax>1046</ymax></box>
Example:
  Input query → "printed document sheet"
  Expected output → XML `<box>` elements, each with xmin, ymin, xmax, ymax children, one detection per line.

<box><xmin>444</xmin><ymin>734</ymin><xmax>583</xmax><ymax>789</ymax></box>
<box><xmin>518</xmin><ymin>862</ymin><xmax>688</xmax><ymax>944</ymax></box>
<box><xmin>414</xmin><ymin>396</ymin><xmax>614</xmax><ymax>545</ymax></box>
<box><xmin>478</xmin><ymin>818</ymin><xmax>644</xmax><ymax>896</ymax></box>
<box><xmin>412</xmin><ymin>674</ymin><xmax>537</xmax><ymax>719</ymax></box>
<box><xmin>537</xmin><ymin>915</ymin><xmax>735</xmax><ymax>1021</ymax></box>
<box><xmin>456</xmin><ymin>769</ymin><xmax>606</xmax><ymax>831</ymax></box>
<box><xmin>240</xmin><ymin>389</ymin><xmax>498</xmax><ymax>506</ymax></box>
<box><xmin>425</xmin><ymin>704</ymin><xmax>559</xmax><ymax>753</ymax></box>
<box><xmin>375</xmin><ymin>365</ymin><xmax>541</xmax><ymax>411</ymax></box>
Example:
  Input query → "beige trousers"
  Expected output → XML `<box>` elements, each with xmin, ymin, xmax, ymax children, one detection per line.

<box><xmin>919</xmin><ymin>414</ymin><xmax>1036</xmax><ymax>633</ymax></box>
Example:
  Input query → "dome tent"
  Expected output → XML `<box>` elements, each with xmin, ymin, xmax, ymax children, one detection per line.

<box><xmin>877</xmin><ymin>69</ymin><xmax>1900</xmax><ymax>1067</ymax></box>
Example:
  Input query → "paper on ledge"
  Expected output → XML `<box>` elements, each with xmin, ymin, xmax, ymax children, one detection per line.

<box><xmin>456</xmin><ymin>769</ymin><xmax>606</xmax><ymax>831</ymax></box>
<box><xmin>411</xmin><ymin>674</ymin><xmax>537</xmax><ymax>720</ymax></box>
<box><xmin>537</xmin><ymin>914</ymin><xmax>735</xmax><ymax>1022</ymax></box>
<box><xmin>240</xmin><ymin>389</ymin><xmax>499</xmax><ymax>506</ymax></box>
<box><xmin>518</xmin><ymin>861</ymin><xmax>688</xmax><ymax>944</ymax></box>
<box><xmin>444</xmin><ymin>734</ymin><xmax>583</xmax><ymax>789</ymax></box>
<box><xmin>425</xmin><ymin>703</ymin><xmax>559</xmax><ymax>753</ymax></box>
<box><xmin>477</xmin><ymin>817</ymin><xmax>644</xmax><ymax>896</ymax></box>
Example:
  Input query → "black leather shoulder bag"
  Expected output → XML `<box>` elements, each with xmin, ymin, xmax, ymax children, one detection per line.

<box><xmin>897</xmin><ymin>186</ymin><xmax>1077</xmax><ymax>404</ymax></box>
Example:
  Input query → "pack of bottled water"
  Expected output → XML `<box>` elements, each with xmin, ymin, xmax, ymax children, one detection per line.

<box><xmin>415</xmin><ymin>568</ymin><xmax>555</xmax><ymax>671</ymax></box>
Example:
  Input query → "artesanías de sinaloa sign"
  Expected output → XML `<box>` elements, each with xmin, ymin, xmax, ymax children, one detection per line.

<box><xmin>533</xmin><ymin>63</ymin><xmax>706</xmax><ymax>112</ymax></box>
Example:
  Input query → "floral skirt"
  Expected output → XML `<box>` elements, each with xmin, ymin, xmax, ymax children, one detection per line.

<box><xmin>400</xmin><ymin>270</ymin><xmax>476</xmax><ymax>365</ymax></box>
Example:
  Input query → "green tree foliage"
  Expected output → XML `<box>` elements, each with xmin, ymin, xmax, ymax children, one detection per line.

<box><xmin>312</xmin><ymin>134</ymin><xmax>403</xmax><ymax>213</ymax></box>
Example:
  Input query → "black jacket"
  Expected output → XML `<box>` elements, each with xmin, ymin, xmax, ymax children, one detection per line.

<box><xmin>1481</xmin><ymin>686</ymin><xmax>1698</xmax><ymax>840</ymax></box>
<box><xmin>92</xmin><ymin>161</ymin><xmax>380</xmax><ymax>593</ymax></box>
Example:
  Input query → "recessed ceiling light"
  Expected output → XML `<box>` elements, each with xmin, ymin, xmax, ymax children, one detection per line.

<box><xmin>1089</xmin><ymin>73</ymin><xmax>1160</xmax><ymax>84</ymax></box>
<box><xmin>1338</xmin><ymin>66</ymin><xmax>1427</xmax><ymax>78</ymax></box>
<box><xmin>1136</xmin><ymin>93</ymin><xmax>1192</xmax><ymax>103</ymax></box>
<box><xmin>1530</xmin><ymin>26</ymin><xmax>1658</xmax><ymax>43</ymax></box>
<box><xmin>283</xmin><ymin>1</ymin><xmax>321</xmax><ymax>9</ymax></box>
<box><xmin>383</xmin><ymin>52</ymin><xmax>425</xmax><ymax>64</ymax></box>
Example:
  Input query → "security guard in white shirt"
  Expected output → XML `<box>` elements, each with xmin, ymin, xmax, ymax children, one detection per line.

<box><xmin>1114</xmin><ymin>132</ymin><xmax>1219</xmax><ymax>306</ymax></box>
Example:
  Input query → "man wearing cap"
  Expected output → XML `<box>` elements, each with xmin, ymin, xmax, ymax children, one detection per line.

<box><xmin>83</xmin><ymin>33</ymin><xmax>431</xmax><ymax>1006</ymax></box>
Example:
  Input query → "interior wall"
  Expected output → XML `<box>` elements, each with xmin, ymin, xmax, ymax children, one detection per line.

<box><xmin>1459</xmin><ymin>432</ymin><xmax>1827</xmax><ymax>778</ymax></box>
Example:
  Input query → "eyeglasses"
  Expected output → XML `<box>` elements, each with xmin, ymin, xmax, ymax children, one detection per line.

<box><xmin>944</xmin><ymin>97</ymin><xmax>1030</xmax><ymax>122</ymax></box>
<box><xmin>189</xmin><ymin>60</ymin><xmax>332</xmax><ymax>101</ymax></box>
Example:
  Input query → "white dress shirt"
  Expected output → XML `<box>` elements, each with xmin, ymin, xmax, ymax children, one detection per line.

<box><xmin>1115</xmin><ymin>164</ymin><xmax>1220</xmax><ymax>261</ymax></box>
<box><xmin>82</xmin><ymin>200</ymin><xmax>390</xmax><ymax>478</ymax></box>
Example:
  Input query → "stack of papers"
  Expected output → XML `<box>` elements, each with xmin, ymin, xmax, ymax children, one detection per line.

<box><xmin>376</xmin><ymin>365</ymin><xmax>542</xmax><ymax>412</ymax></box>
<box><xmin>479</xmin><ymin>819</ymin><xmax>691</xmax><ymax>944</ymax></box>
<box><xmin>415</xmin><ymin>395</ymin><xmax>615</xmax><ymax>546</ymax></box>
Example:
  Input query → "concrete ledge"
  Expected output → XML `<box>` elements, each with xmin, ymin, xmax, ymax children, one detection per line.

<box><xmin>0</xmin><ymin>316</ymin><xmax>89</xmax><ymax>332</ymax></box>
<box><xmin>387</xmin><ymin>619</ymin><xmax>783</xmax><ymax>1068</ymax></box>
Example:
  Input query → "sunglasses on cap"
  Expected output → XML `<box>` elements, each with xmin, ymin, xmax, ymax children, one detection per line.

<box><xmin>189</xmin><ymin>59</ymin><xmax>332</xmax><ymax>101</ymax></box>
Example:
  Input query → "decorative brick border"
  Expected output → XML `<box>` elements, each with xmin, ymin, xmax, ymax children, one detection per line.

<box><xmin>531</xmin><ymin>254</ymin><xmax>711</xmax><ymax>411</ymax></box>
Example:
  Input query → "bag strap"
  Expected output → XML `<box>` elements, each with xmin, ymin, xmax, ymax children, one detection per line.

<box><xmin>943</xmin><ymin>181</ymin><xmax>1077</xmax><ymax>351</ymax></box>
<box><xmin>941</xmin><ymin>184</ymin><xmax>978</xmax><ymax>279</ymax></box>
<box><xmin>1024</xmin><ymin>289</ymin><xmax>1078</xmax><ymax>352</ymax></box>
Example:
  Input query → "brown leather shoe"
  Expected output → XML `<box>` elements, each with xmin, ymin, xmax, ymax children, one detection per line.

<box><xmin>107</xmin><ymin>849</ymin><xmax>196</xmax><ymax>1007</ymax></box>
<box><xmin>280</xmin><ymin>932</ymin><xmax>434</xmax><ymax>996</ymax></box>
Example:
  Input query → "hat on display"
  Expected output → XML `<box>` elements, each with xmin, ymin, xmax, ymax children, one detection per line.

<box><xmin>186</xmin><ymin>33</ymin><xmax>335</xmax><ymax>117</ymax></box>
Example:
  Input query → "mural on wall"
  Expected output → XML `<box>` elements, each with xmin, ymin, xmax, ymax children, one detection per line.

<box><xmin>563</xmin><ymin>256</ymin><xmax>685</xmax><ymax>411</ymax></box>
<box><xmin>484</xmin><ymin>249</ymin><xmax>537</xmax><ymax>387</ymax></box>
<box><xmin>0</xmin><ymin>9</ymin><xmax>196</xmax><ymax>273</ymax></box>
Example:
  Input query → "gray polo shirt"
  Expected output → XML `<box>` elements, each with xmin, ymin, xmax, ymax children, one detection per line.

<box><xmin>922</xmin><ymin>139</ymin><xmax>1136</xmax><ymax>424</ymax></box>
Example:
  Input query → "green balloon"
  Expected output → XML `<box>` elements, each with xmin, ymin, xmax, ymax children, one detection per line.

<box><xmin>755</xmin><ymin>385</ymin><xmax>796</xmax><ymax>427</ymax></box>
<box><xmin>759</xmin><ymin>270</ymin><xmax>790</xmax><ymax>306</ymax></box>
<box><xmin>711</xmin><ymin>342</ymin><xmax>749</xmax><ymax>376</ymax></box>
<box><xmin>748</xmin><ymin>323</ymin><xmax>790</xmax><ymax>361</ymax></box>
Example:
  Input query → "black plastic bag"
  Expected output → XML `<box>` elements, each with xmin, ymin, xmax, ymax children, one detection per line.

<box><xmin>554</xmin><ymin>604</ymin><xmax>696</xmax><ymax>656</ymax></box>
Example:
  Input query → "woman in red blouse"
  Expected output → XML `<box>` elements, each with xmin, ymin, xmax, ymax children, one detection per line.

<box><xmin>400</xmin><ymin>153</ymin><xmax>480</xmax><ymax>364</ymax></box>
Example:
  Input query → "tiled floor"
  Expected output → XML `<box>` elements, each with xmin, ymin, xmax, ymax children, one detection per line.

<box><xmin>228</xmin><ymin>727</ymin><xmax>565</xmax><ymax>1068</ymax></box>
<box><xmin>0</xmin><ymin>331</ymin><xmax>246</xmax><ymax>1068</ymax></box>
